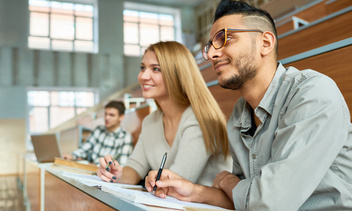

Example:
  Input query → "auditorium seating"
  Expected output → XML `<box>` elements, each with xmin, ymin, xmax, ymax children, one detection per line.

<box><xmin>278</xmin><ymin>6</ymin><xmax>352</xmax><ymax>59</ymax></box>
<box><xmin>276</xmin><ymin>0</ymin><xmax>352</xmax><ymax>35</ymax></box>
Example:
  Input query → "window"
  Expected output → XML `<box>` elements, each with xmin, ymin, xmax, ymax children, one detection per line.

<box><xmin>27</xmin><ymin>88</ymin><xmax>98</xmax><ymax>134</ymax></box>
<box><xmin>123</xmin><ymin>2</ymin><xmax>181</xmax><ymax>56</ymax></box>
<box><xmin>28</xmin><ymin>0</ymin><xmax>98</xmax><ymax>53</ymax></box>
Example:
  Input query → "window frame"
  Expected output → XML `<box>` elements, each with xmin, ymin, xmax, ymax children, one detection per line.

<box><xmin>26</xmin><ymin>86</ymin><xmax>99</xmax><ymax>149</ymax></box>
<box><xmin>28</xmin><ymin>0</ymin><xmax>98</xmax><ymax>53</ymax></box>
<box><xmin>123</xmin><ymin>2</ymin><xmax>182</xmax><ymax>56</ymax></box>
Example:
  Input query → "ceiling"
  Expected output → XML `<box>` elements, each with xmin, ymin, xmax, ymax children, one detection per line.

<box><xmin>124</xmin><ymin>0</ymin><xmax>205</xmax><ymax>8</ymax></box>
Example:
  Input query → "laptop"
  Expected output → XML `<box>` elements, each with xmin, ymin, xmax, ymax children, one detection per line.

<box><xmin>31</xmin><ymin>133</ymin><xmax>62</xmax><ymax>163</ymax></box>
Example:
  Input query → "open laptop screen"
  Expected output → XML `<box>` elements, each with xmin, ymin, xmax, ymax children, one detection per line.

<box><xmin>31</xmin><ymin>133</ymin><xmax>62</xmax><ymax>163</ymax></box>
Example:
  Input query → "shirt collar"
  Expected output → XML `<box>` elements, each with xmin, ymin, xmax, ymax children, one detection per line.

<box><xmin>257</xmin><ymin>63</ymin><xmax>286</xmax><ymax>116</ymax></box>
<box><xmin>105</xmin><ymin>126</ymin><xmax>122</xmax><ymax>134</ymax></box>
<box><xmin>234</xmin><ymin>63</ymin><xmax>286</xmax><ymax>128</ymax></box>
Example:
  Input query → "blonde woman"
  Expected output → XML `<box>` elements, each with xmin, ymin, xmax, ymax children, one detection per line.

<box><xmin>97</xmin><ymin>41</ymin><xmax>232</xmax><ymax>186</ymax></box>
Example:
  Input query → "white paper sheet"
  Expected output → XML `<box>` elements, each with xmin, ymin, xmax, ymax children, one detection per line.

<box><xmin>61</xmin><ymin>172</ymin><xmax>143</xmax><ymax>189</ymax></box>
<box><xmin>101</xmin><ymin>185</ymin><xmax>226</xmax><ymax>210</ymax></box>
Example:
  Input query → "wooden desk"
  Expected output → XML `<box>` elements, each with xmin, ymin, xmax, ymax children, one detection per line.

<box><xmin>44</xmin><ymin>168</ymin><xmax>149</xmax><ymax>210</ymax></box>
<box><xmin>21</xmin><ymin>156</ymin><xmax>176</xmax><ymax>211</ymax></box>
<box><xmin>22</xmin><ymin>154</ymin><xmax>46</xmax><ymax>211</ymax></box>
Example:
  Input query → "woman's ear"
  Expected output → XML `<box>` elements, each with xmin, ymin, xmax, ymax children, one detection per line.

<box><xmin>260</xmin><ymin>31</ymin><xmax>276</xmax><ymax>56</ymax></box>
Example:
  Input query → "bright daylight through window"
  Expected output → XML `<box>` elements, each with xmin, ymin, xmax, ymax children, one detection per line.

<box><xmin>28</xmin><ymin>0</ymin><xmax>97</xmax><ymax>52</ymax></box>
<box><xmin>123</xmin><ymin>3</ymin><xmax>181</xmax><ymax>56</ymax></box>
<box><xmin>27</xmin><ymin>89</ymin><xmax>98</xmax><ymax>133</ymax></box>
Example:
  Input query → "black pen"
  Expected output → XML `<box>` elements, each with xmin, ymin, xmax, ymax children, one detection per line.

<box><xmin>154</xmin><ymin>152</ymin><xmax>167</xmax><ymax>191</ymax></box>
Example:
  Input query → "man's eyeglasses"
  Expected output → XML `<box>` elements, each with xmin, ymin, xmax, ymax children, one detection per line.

<box><xmin>202</xmin><ymin>28</ymin><xmax>264</xmax><ymax>60</ymax></box>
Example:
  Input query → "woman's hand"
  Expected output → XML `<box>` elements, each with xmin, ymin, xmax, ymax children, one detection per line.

<box><xmin>96</xmin><ymin>154</ymin><xmax>123</xmax><ymax>183</ymax></box>
<box><xmin>145</xmin><ymin>169</ymin><xmax>199</xmax><ymax>202</ymax></box>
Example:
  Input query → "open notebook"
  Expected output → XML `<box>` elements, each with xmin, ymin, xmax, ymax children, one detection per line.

<box><xmin>101</xmin><ymin>185</ymin><xmax>227</xmax><ymax>210</ymax></box>
<box><xmin>60</xmin><ymin>172</ymin><xmax>143</xmax><ymax>189</ymax></box>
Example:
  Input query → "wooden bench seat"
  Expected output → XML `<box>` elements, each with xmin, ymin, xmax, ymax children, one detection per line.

<box><xmin>278</xmin><ymin>6</ymin><xmax>352</xmax><ymax>59</ymax></box>
<box><xmin>276</xmin><ymin>0</ymin><xmax>327</xmax><ymax>35</ymax></box>
<box><xmin>276</xmin><ymin>0</ymin><xmax>352</xmax><ymax>35</ymax></box>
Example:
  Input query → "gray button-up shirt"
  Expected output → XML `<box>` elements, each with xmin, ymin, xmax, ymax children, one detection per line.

<box><xmin>228</xmin><ymin>63</ymin><xmax>352</xmax><ymax>211</ymax></box>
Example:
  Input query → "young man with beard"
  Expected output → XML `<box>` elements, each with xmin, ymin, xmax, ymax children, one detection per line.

<box><xmin>63</xmin><ymin>101</ymin><xmax>133</xmax><ymax>165</ymax></box>
<box><xmin>145</xmin><ymin>1</ymin><xmax>352</xmax><ymax>210</ymax></box>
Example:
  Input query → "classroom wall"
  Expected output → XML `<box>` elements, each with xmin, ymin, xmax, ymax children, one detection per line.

<box><xmin>0</xmin><ymin>0</ymin><xmax>199</xmax><ymax>175</ymax></box>
<box><xmin>0</xmin><ymin>0</ymin><xmax>128</xmax><ymax>98</ymax></box>
<box><xmin>0</xmin><ymin>87</ymin><xmax>26</xmax><ymax>119</ymax></box>
<box><xmin>0</xmin><ymin>87</ymin><xmax>27</xmax><ymax>175</ymax></box>
<box><xmin>0</xmin><ymin>119</ymin><xmax>26</xmax><ymax>175</ymax></box>
<box><xmin>0</xmin><ymin>0</ymin><xmax>127</xmax><ymax>175</ymax></box>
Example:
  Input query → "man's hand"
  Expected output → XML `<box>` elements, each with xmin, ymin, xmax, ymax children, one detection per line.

<box><xmin>63</xmin><ymin>154</ymin><xmax>73</xmax><ymax>160</ymax></box>
<box><xmin>212</xmin><ymin>171</ymin><xmax>241</xmax><ymax>201</ymax></box>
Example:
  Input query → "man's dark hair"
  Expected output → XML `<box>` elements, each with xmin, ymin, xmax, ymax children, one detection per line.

<box><xmin>105</xmin><ymin>101</ymin><xmax>126</xmax><ymax>115</ymax></box>
<box><xmin>214</xmin><ymin>0</ymin><xmax>278</xmax><ymax>50</ymax></box>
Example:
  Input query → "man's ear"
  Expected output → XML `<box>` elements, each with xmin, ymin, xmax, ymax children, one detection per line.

<box><xmin>260</xmin><ymin>31</ymin><xmax>276</xmax><ymax>56</ymax></box>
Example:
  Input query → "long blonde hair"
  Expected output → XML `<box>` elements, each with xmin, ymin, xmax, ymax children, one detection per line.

<box><xmin>145</xmin><ymin>41</ymin><xmax>229</xmax><ymax>157</ymax></box>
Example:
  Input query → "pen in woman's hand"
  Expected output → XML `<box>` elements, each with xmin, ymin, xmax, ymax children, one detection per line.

<box><xmin>154</xmin><ymin>152</ymin><xmax>167</xmax><ymax>191</ymax></box>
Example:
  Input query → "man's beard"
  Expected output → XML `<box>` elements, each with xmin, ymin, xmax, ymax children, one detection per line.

<box><xmin>219</xmin><ymin>51</ymin><xmax>257</xmax><ymax>90</ymax></box>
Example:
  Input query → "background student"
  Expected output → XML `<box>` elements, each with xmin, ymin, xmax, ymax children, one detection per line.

<box><xmin>63</xmin><ymin>101</ymin><xmax>133</xmax><ymax>165</ymax></box>
<box><xmin>145</xmin><ymin>1</ymin><xmax>352</xmax><ymax>210</ymax></box>
<box><xmin>97</xmin><ymin>41</ymin><xmax>232</xmax><ymax>186</ymax></box>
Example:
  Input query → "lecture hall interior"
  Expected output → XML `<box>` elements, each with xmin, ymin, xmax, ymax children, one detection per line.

<box><xmin>0</xmin><ymin>0</ymin><xmax>351</xmax><ymax>210</ymax></box>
